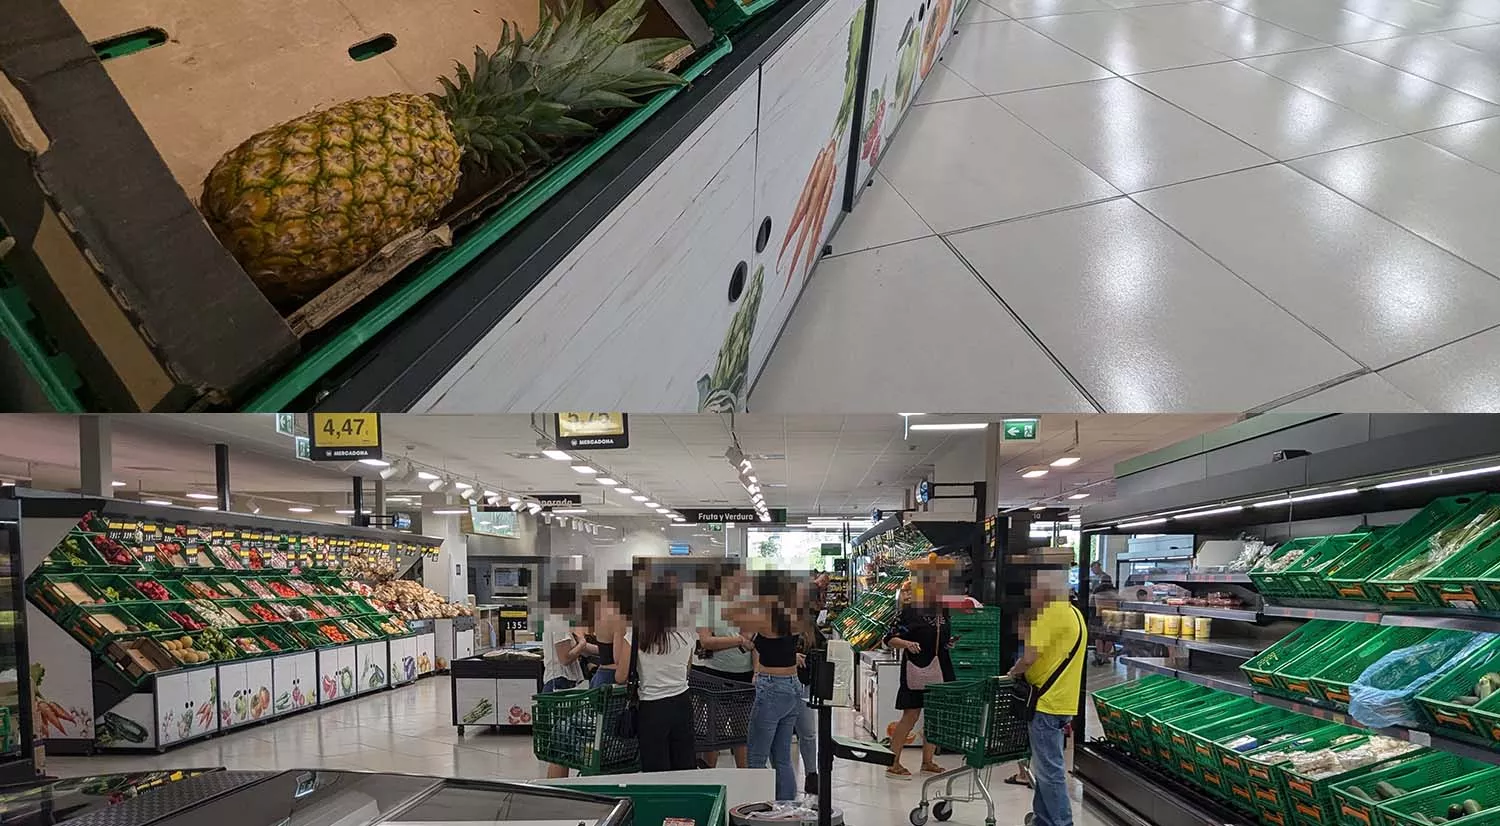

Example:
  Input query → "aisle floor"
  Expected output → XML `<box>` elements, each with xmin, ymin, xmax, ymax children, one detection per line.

<box><xmin>46</xmin><ymin>671</ymin><xmax>1128</xmax><ymax>826</ymax></box>
<box><xmin>750</xmin><ymin>0</ymin><xmax>1500</xmax><ymax>414</ymax></box>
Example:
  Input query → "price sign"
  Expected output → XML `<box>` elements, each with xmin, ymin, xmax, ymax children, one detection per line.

<box><xmin>306</xmin><ymin>413</ymin><xmax>382</xmax><ymax>461</ymax></box>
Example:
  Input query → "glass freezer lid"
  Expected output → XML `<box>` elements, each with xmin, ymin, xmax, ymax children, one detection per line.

<box><xmin>138</xmin><ymin>772</ymin><xmax>628</xmax><ymax>826</ymax></box>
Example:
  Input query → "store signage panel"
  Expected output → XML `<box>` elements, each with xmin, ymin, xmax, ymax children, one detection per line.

<box><xmin>821</xmin><ymin>542</ymin><xmax>843</xmax><ymax>556</ymax></box>
<box><xmin>677</xmin><ymin>508</ymin><xmax>788</xmax><ymax>523</ymax></box>
<box><xmin>555</xmin><ymin>412</ymin><xmax>629</xmax><ymax>450</ymax></box>
<box><xmin>1002</xmin><ymin>418</ymin><xmax>1039</xmax><ymax>441</ymax></box>
<box><xmin>916</xmin><ymin>479</ymin><xmax>931</xmax><ymax>504</ymax></box>
<box><xmin>534</xmin><ymin>494</ymin><xmax>583</xmax><ymax>506</ymax></box>
<box><xmin>306</xmin><ymin>413</ymin><xmax>382</xmax><ymax>460</ymax></box>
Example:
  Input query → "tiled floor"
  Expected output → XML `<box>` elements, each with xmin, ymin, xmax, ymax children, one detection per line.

<box><xmin>751</xmin><ymin>0</ymin><xmax>1500</xmax><ymax>414</ymax></box>
<box><xmin>47</xmin><ymin>672</ymin><xmax>1129</xmax><ymax>826</ymax></box>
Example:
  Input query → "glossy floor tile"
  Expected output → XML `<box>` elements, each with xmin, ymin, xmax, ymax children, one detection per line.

<box><xmin>1135</xmin><ymin>164</ymin><xmax>1500</xmax><ymax>369</ymax></box>
<box><xmin>940</xmin><ymin>19</ymin><xmax>1116</xmax><ymax>95</ymax></box>
<box><xmin>1243</xmin><ymin>47</ymin><xmax>1499</xmax><ymax>133</ymax></box>
<box><xmin>1292</xmin><ymin>136</ymin><xmax>1500</xmax><ymax>277</ymax></box>
<box><xmin>759</xmin><ymin>0</ymin><xmax>1500</xmax><ymax>413</ymax></box>
<box><xmin>1128</xmin><ymin>60</ymin><xmax>1400</xmax><ymax>159</ymax></box>
<box><xmin>877</xmin><ymin>96</ymin><xmax>1119</xmax><ymax>233</ymax></box>
<box><xmin>1123</xmin><ymin>1</ymin><xmax>1326</xmax><ymax>58</ymax></box>
<box><xmin>1023</xmin><ymin>9</ymin><xmax>1234</xmax><ymax>73</ymax></box>
<box><xmin>995</xmin><ymin>76</ymin><xmax>1272</xmax><ymax>192</ymax></box>
<box><xmin>947</xmin><ymin>198</ymin><xmax>1361</xmax><ymax>411</ymax></box>
<box><xmin>1344</xmin><ymin>33</ymin><xmax>1500</xmax><ymax>104</ymax></box>
<box><xmin>959</xmin><ymin>0</ymin><xmax>1012</xmax><ymax>24</ymax></box>
<box><xmin>1417</xmin><ymin>116</ymin><xmax>1500</xmax><ymax>173</ymax></box>
<box><xmin>751</xmin><ymin>237</ymin><xmax>1096</xmax><ymax>411</ymax></box>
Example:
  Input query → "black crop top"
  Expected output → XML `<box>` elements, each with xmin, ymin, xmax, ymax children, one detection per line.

<box><xmin>755</xmin><ymin>634</ymin><xmax>798</xmax><ymax>668</ymax></box>
<box><xmin>591</xmin><ymin>636</ymin><xmax>615</xmax><ymax>667</ymax></box>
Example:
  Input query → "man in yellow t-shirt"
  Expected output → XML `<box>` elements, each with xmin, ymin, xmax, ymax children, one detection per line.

<box><xmin>1007</xmin><ymin>569</ymin><xmax>1086</xmax><ymax>826</ymax></box>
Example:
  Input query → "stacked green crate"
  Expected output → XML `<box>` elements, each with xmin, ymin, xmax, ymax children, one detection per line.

<box><xmin>1252</xmin><ymin>536</ymin><xmax>1335</xmax><ymax>599</ymax></box>
<box><xmin>1146</xmin><ymin>693</ymin><xmax>1249</xmax><ymax>770</ymax></box>
<box><xmin>1212</xmin><ymin>713</ymin><xmax>1329</xmax><ymax>817</ymax></box>
<box><xmin>1167</xmin><ymin>698</ymin><xmax>1270</xmax><ymax>793</ymax></box>
<box><xmin>1286</xmin><ymin>530</ymin><xmax>1392</xmax><ymax>600</ymax></box>
<box><xmin>1416</xmin><ymin>520</ymin><xmax>1500</xmax><ymax>612</ymax></box>
<box><xmin>1367</xmin><ymin>495</ymin><xmax>1500</xmax><ymax>607</ymax></box>
<box><xmin>1241</xmin><ymin>725</ymin><xmax>1359</xmax><ymax>826</ymax></box>
<box><xmin>1416</xmin><ymin>636</ymin><xmax>1500</xmax><ymax>747</ymax></box>
<box><xmin>1379</xmin><ymin>768</ymin><xmax>1500</xmax><ymax>826</ymax></box>
<box><xmin>1279</xmin><ymin>735</ymin><xmax>1424</xmax><ymax>826</ymax></box>
<box><xmin>1122</xmin><ymin>682</ymin><xmax>1214</xmax><ymax>759</ymax></box>
<box><xmin>1331</xmin><ymin>751</ymin><xmax>1494</xmax><ymax>826</ymax></box>
<box><xmin>1326</xmin><ymin>495</ymin><xmax>1492</xmax><ymax>603</ymax></box>
<box><xmin>949</xmin><ymin>606</ymin><xmax>1000</xmax><ymax>680</ymax></box>
<box><xmin>1242</xmin><ymin>620</ymin><xmax>1367</xmax><ymax>700</ymax></box>
<box><xmin>1310</xmin><ymin>626</ymin><xmax>1442</xmax><ymax>710</ymax></box>
<box><xmin>1092</xmin><ymin>675</ymin><xmax>1184</xmax><ymax>746</ymax></box>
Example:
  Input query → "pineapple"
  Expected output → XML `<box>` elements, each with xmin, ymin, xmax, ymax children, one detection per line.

<box><xmin>199</xmin><ymin>0</ymin><xmax>689</xmax><ymax>308</ymax></box>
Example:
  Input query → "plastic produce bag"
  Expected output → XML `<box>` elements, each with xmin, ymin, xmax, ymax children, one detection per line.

<box><xmin>1349</xmin><ymin>632</ymin><xmax>1495</xmax><ymax>729</ymax></box>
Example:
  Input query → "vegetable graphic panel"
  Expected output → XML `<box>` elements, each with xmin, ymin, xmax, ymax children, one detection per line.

<box><xmin>698</xmin><ymin>265</ymin><xmax>764</xmax><ymax>412</ymax></box>
<box><xmin>747</xmin><ymin>0</ymin><xmax>870</xmax><ymax>384</ymax></box>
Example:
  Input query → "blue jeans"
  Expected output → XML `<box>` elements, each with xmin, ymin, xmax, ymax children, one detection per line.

<box><xmin>795</xmin><ymin>684</ymin><xmax>817</xmax><ymax>777</ymax></box>
<box><xmin>748</xmin><ymin>675</ymin><xmax>803</xmax><ymax>801</ymax></box>
<box><xmin>1029</xmin><ymin>712</ymin><xmax>1072</xmax><ymax>826</ymax></box>
<box><xmin>542</xmin><ymin>676</ymin><xmax>577</xmax><ymax>693</ymax></box>
<box><xmin>590</xmin><ymin>668</ymin><xmax>615</xmax><ymax>688</ymax></box>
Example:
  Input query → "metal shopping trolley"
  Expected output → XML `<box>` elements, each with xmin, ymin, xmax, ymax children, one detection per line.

<box><xmin>909</xmin><ymin>676</ymin><xmax>1031</xmax><ymax>826</ymax></box>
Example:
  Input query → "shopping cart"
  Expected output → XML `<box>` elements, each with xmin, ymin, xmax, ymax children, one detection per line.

<box><xmin>909</xmin><ymin>676</ymin><xmax>1030</xmax><ymax>826</ymax></box>
<box><xmin>532</xmin><ymin>684</ymin><xmax>638</xmax><ymax>775</ymax></box>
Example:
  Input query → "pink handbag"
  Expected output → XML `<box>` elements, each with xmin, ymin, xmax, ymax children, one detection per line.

<box><xmin>905</xmin><ymin>653</ymin><xmax>945</xmax><ymax>690</ymax></box>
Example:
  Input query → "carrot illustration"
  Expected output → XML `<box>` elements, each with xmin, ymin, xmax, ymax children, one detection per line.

<box><xmin>778</xmin><ymin>144</ymin><xmax>830</xmax><ymax>273</ymax></box>
<box><xmin>782</xmin><ymin>145</ymin><xmax>835</xmax><ymax>287</ymax></box>
<box><xmin>802</xmin><ymin>141</ymin><xmax>840</xmax><ymax>278</ymax></box>
<box><xmin>921</xmin><ymin>0</ymin><xmax>953</xmax><ymax>78</ymax></box>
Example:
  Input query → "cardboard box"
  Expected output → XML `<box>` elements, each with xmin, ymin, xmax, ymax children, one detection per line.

<box><xmin>0</xmin><ymin>0</ymin><xmax>711</xmax><ymax>409</ymax></box>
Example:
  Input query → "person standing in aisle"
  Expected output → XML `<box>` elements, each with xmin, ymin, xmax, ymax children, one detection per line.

<box><xmin>883</xmin><ymin>554</ymin><xmax>957</xmax><ymax>779</ymax></box>
<box><xmin>1007</xmin><ymin>569</ymin><xmax>1087</xmax><ymax>826</ymax></box>
<box><xmin>734</xmin><ymin>571</ymin><xmax>811</xmax><ymax>802</ymax></box>
<box><xmin>696</xmin><ymin>564</ymin><xmax>753</xmax><ymax>768</ymax></box>
<box><xmin>541</xmin><ymin>581</ymin><xmax>588</xmax><ymax>778</ymax></box>
<box><xmin>794</xmin><ymin>579</ymin><xmax>828</xmax><ymax>796</ymax></box>
<box><xmin>621</xmin><ymin>579</ymin><xmax>696</xmax><ymax>772</ymax></box>
<box><xmin>1088</xmin><ymin>561</ymin><xmax>1118</xmax><ymax>666</ymax></box>
<box><xmin>587</xmin><ymin>572</ymin><xmax>634</xmax><ymax>688</ymax></box>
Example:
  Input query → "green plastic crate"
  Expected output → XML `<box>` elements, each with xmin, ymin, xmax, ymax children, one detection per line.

<box><xmin>1123</xmin><ymin>683</ymin><xmax>1213</xmax><ymax>759</ymax></box>
<box><xmin>1166</xmin><ymin>695</ymin><xmax>1262</xmax><ymax>773</ymax></box>
<box><xmin>1243</xmin><ymin>726</ymin><xmax>1359</xmax><ymax>826</ymax></box>
<box><xmin>1178</xmin><ymin>704</ymin><xmax>1281</xmax><ymax>799</ymax></box>
<box><xmin>1251</xmin><ymin>536</ymin><xmax>1334</xmax><ymax>599</ymax></box>
<box><xmin>1379</xmin><ymin>768</ymin><xmax>1500</xmax><ymax>826</ymax></box>
<box><xmin>1367</xmin><ymin>495</ymin><xmax>1500</xmax><ymax>607</ymax></box>
<box><xmin>691</xmin><ymin>0</ymin><xmax>781</xmax><ymax>34</ymax></box>
<box><xmin>533</xmin><ymin>684</ymin><xmax>639</xmax><ymax>775</ymax></box>
<box><xmin>1280</xmin><ymin>735</ymin><xmax>1422</xmax><ymax>826</ymax></box>
<box><xmin>567</xmin><ymin>783</ymin><xmax>728</xmax><ymax>826</ymax></box>
<box><xmin>1331</xmin><ymin>751</ymin><xmax>1493</xmax><ymax>826</ymax></box>
<box><xmin>1243</xmin><ymin>621</ymin><xmax>1352</xmax><ymax>694</ymax></box>
<box><xmin>1286</xmin><ymin>530</ymin><xmax>1391</xmax><ymax>600</ymax></box>
<box><xmin>1147</xmin><ymin>693</ymin><xmax>1247</xmax><ymax>768</ymax></box>
<box><xmin>1249</xmin><ymin>622</ymin><xmax>1374</xmax><ymax>702</ymax></box>
<box><xmin>1416</xmin><ymin>635</ymin><xmax>1500</xmax><ymax>746</ymax></box>
<box><xmin>1310</xmin><ymin>626</ymin><xmax>1439</xmax><ymax>710</ymax></box>
<box><xmin>1210</xmin><ymin>713</ymin><xmax>1326</xmax><ymax>816</ymax></box>
<box><xmin>1417</xmin><ymin>520</ymin><xmax>1500</xmax><ymax>612</ymax></box>
<box><xmin>1326</xmin><ymin>495</ymin><xmax>1492</xmax><ymax>603</ymax></box>
<box><xmin>1093</xmin><ymin>675</ymin><xmax>1184</xmax><ymax>744</ymax></box>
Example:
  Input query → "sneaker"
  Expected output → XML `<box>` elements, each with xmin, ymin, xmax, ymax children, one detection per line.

<box><xmin>804</xmin><ymin>773</ymin><xmax>818</xmax><ymax>795</ymax></box>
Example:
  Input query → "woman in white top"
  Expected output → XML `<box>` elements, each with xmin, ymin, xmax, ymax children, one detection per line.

<box><xmin>618</xmin><ymin>578</ymin><xmax>695</xmax><ymax>771</ymax></box>
<box><xmin>541</xmin><ymin>582</ymin><xmax>588</xmax><ymax>778</ymax></box>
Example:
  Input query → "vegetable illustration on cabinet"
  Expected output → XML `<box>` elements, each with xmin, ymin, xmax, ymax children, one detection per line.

<box><xmin>920</xmin><ymin>0</ymin><xmax>953</xmax><ymax>78</ymax></box>
<box><xmin>698</xmin><ymin>265</ymin><xmax>765</xmax><ymax>412</ymax></box>
<box><xmin>775</xmin><ymin>3</ymin><xmax>867</xmax><ymax>295</ymax></box>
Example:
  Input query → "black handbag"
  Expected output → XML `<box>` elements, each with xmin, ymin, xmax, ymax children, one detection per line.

<box><xmin>612</xmin><ymin>625</ymin><xmax>640</xmax><ymax>738</ymax></box>
<box><xmin>1012</xmin><ymin>605</ymin><xmax>1085</xmax><ymax>721</ymax></box>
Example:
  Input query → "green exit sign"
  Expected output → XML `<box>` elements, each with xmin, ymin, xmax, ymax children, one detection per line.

<box><xmin>1003</xmin><ymin>418</ymin><xmax>1039</xmax><ymax>440</ymax></box>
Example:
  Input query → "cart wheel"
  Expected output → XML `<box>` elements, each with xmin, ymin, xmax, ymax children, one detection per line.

<box><xmin>908</xmin><ymin>806</ymin><xmax>929</xmax><ymax>826</ymax></box>
<box><xmin>932</xmin><ymin>802</ymin><xmax>953</xmax><ymax>822</ymax></box>
<box><xmin>1023</xmin><ymin>813</ymin><xmax>1034</xmax><ymax>826</ymax></box>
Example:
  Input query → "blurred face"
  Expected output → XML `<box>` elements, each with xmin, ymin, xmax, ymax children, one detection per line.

<box><xmin>912</xmin><ymin>569</ymin><xmax>949</xmax><ymax>605</ymax></box>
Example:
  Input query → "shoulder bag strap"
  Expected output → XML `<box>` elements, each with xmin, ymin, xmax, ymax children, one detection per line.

<box><xmin>1029</xmin><ymin>606</ymin><xmax>1086</xmax><ymax>710</ymax></box>
<box><xmin>626</xmin><ymin>624</ymin><xmax>641</xmax><ymax>701</ymax></box>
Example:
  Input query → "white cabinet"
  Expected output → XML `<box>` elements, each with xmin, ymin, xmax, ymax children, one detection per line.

<box><xmin>317</xmin><ymin>645</ymin><xmax>357</xmax><ymax>702</ymax></box>
<box><xmin>217</xmin><ymin>658</ymin><xmax>273</xmax><ymax>728</ymax></box>
<box><xmin>417</xmin><ymin>76</ymin><xmax>761</xmax><ymax>413</ymax></box>
<box><xmin>417</xmin><ymin>632</ymin><xmax>437</xmax><ymax>675</ymax></box>
<box><xmin>272</xmin><ymin>651</ymin><xmax>318</xmax><ymax>715</ymax></box>
<box><xmin>391</xmin><ymin>636</ymin><xmax>419</xmax><ymax>685</ymax></box>
<box><xmin>746</xmin><ymin>0</ymin><xmax>869</xmax><ymax>388</ymax></box>
<box><xmin>454</xmin><ymin>679</ymin><xmax>498</xmax><ymax>728</ymax></box>
<box><xmin>156</xmin><ymin>665</ymin><xmax>218</xmax><ymax>745</ymax></box>
<box><xmin>356</xmin><ymin>641</ymin><xmax>389</xmax><ymax>693</ymax></box>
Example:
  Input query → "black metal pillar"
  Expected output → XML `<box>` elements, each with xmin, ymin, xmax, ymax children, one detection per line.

<box><xmin>1075</xmin><ymin>532</ymin><xmax>1092</xmax><ymax>744</ymax></box>
<box><xmin>351</xmin><ymin>476</ymin><xmax>367</xmax><ymax>527</ymax></box>
<box><xmin>214</xmin><ymin>444</ymin><xmax>230</xmax><ymax>511</ymax></box>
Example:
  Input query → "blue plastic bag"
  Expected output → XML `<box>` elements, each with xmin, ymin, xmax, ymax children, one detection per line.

<box><xmin>1349</xmin><ymin>632</ymin><xmax>1495</xmax><ymax>729</ymax></box>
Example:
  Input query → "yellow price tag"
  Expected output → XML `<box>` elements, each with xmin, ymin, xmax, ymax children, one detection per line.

<box><xmin>309</xmin><ymin>413</ymin><xmax>381</xmax><ymax>449</ymax></box>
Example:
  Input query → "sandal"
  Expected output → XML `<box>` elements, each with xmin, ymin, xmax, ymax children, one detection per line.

<box><xmin>886</xmin><ymin>765</ymin><xmax>912</xmax><ymax>779</ymax></box>
<box><xmin>1004</xmin><ymin>774</ymin><xmax>1032</xmax><ymax>787</ymax></box>
<box><xmin>921</xmin><ymin>762</ymin><xmax>943</xmax><ymax>774</ymax></box>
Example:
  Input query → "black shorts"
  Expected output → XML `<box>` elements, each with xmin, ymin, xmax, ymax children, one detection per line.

<box><xmin>693</xmin><ymin>665</ymin><xmax>753</xmax><ymax>683</ymax></box>
<box><xmin>896</xmin><ymin>686</ymin><xmax>925</xmax><ymax>710</ymax></box>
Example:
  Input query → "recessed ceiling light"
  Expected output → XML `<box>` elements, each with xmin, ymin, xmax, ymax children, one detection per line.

<box><xmin>432</xmin><ymin>508</ymin><xmax>468</xmax><ymax>515</ymax></box>
<box><xmin>186</xmin><ymin>492</ymin><xmax>217</xmax><ymax>500</ymax></box>
<box><xmin>644</xmin><ymin>502</ymin><xmax>660</xmax><ymax>508</ymax></box>
<box><xmin>288</xmin><ymin>507</ymin><xmax>313</xmax><ymax>513</ymax></box>
<box><xmin>1020</xmin><ymin>469</ymin><xmax>1048</xmax><ymax>479</ymax></box>
<box><xmin>1029</xmin><ymin>506</ymin><xmax>1045</xmax><ymax>511</ymax></box>
<box><xmin>454</xmin><ymin>481</ymin><xmax>473</xmax><ymax>490</ymax></box>
<box><xmin>334</xmin><ymin>509</ymin><xmax>372</xmax><ymax>515</ymax></box>
<box><xmin>596</xmin><ymin>478</ymin><xmax>619</xmax><ymax>486</ymax></box>
<box><xmin>417</xmin><ymin>471</ymin><xmax>440</xmax><ymax>480</ymax></box>
<box><xmin>110</xmin><ymin>480</ymin><xmax>127</xmax><ymax>487</ymax></box>
<box><xmin>143</xmin><ymin>499</ymin><xmax>173</xmax><ymax>506</ymax></box>
<box><xmin>553</xmin><ymin>508</ymin><xmax>588</xmax><ymax>514</ymax></box>
<box><xmin>615</xmin><ymin>487</ymin><xmax>634</xmax><ymax>494</ymax></box>
<box><xmin>428</xmin><ymin>478</ymin><xmax>446</xmax><ymax>492</ymax></box>
<box><xmin>909</xmin><ymin>422</ymin><xmax>988</xmax><ymax>431</ymax></box>
<box><xmin>508</xmin><ymin>496</ymin><xmax>521</xmax><ymax>503</ymax></box>
<box><xmin>543</xmin><ymin>449</ymin><xmax>572</xmax><ymax>461</ymax></box>
<box><xmin>571</xmin><ymin>465</ymin><xmax>598</xmax><ymax>475</ymax></box>
<box><xmin>358</xmin><ymin>458</ymin><xmax>390</xmax><ymax>467</ymax></box>
<box><xmin>1068</xmin><ymin>493</ymin><xmax>1090</xmax><ymax>500</ymax></box>
<box><xmin>1051</xmin><ymin>457</ymin><xmax>1081</xmax><ymax>467</ymax></box>
<box><xmin>632</xmin><ymin>495</ymin><xmax>649</xmax><ymax>502</ymax></box>
<box><xmin>899</xmin><ymin>413</ymin><xmax>925</xmax><ymax>417</ymax></box>
<box><xmin>656</xmin><ymin>508</ymin><xmax>671</xmax><ymax>514</ymax></box>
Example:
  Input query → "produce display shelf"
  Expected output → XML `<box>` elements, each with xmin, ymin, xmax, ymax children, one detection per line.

<box><xmin>1076</xmin><ymin>741</ymin><xmax>1256</xmax><ymax>826</ymax></box>
<box><xmin>1150</xmin><ymin>573</ymin><xmax>1255</xmax><ymax>585</ymax></box>
<box><xmin>1263</xmin><ymin>604</ymin><xmax>1500</xmax><ymax>632</ymax></box>
<box><xmin>1251</xmin><ymin>690</ymin><xmax>1500</xmax><ymax>768</ymax></box>
<box><xmin>1119</xmin><ymin>601</ymin><xmax>1168</xmax><ymax>613</ymax></box>
<box><xmin>1119</xmin><ymin>657</ymin><xmax>1255</xmax><ymax>697</ymax></box>
<box><xmin>1118</xmin><ymin>630</ymin><xmax>1268</xmax><ymax>660</ymax></box>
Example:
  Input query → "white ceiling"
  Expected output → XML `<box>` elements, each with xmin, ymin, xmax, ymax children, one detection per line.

<box><xmin>0</xmin><ymin>414</ymin><xmax>1237</xmax><ymax>519</ymax></box>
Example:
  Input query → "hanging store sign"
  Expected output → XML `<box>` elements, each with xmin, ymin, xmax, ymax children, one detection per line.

<box><xmin>678</xmin><ymin>508</ymin><xmax>787</xmax><ymax>523</ymax></box>
<box><xmin>1002</xmin><ymin>418</ymin><xmax>1039</xmax><ymax>441</ymax></box>
<box><xmin>821</xmin><ymin>542</ymin><xmax>843</xmax><ymax>556</ymax></box>
<box><xmin>306</xmin><ymin>413</ymin><xmax>382</xmax><ymax>461</ymax></box>
<box><xmin>555</xmin><ymin>412</ymin><xmax>630</xmax><ymax>450</ymax></box>
<box><xmin>534</xmin><ymin>494</ymin><xmax>584</xmax><ymax>507</ymax></box>
<box><xmin>915</xmin><ymin>479</ymin><xmax>931</xmax><ymax>504</ymax></box>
